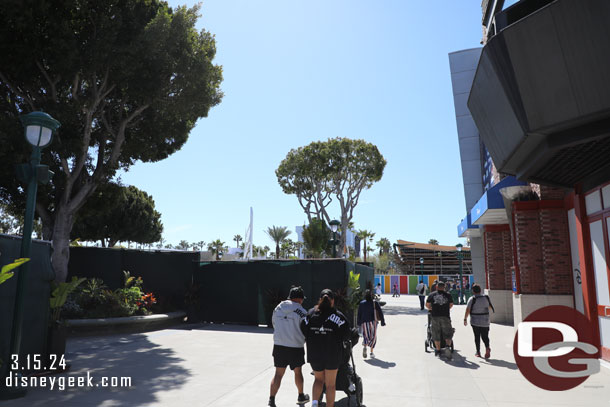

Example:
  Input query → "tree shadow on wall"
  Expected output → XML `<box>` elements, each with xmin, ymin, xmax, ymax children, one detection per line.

<box><xmin>8</xmin><ymin>333</ymin><xmax>191</xmax><ymax>407</ymax></box>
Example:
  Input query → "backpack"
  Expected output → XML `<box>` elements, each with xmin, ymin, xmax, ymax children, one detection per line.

<box><xmin>470</xmin><ymin>295</ymin><xmax>495</xmax><ymax>314</ymax></box>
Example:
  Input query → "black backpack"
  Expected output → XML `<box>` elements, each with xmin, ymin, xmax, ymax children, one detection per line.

<box><xmin>470</xmin><ymin>295</ymin><xmax>495</xmax><ymax>314</ymax></box>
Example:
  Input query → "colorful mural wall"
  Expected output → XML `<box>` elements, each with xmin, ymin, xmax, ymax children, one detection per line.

<box><xmin>374</xmin><ymin>274</ymin><xmax>476</xmax><ymax>295</ymax></box>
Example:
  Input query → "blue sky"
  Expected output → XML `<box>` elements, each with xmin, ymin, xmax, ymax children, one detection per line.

<box><xmin>121</xmin><ymin>0</ymin><xmax>498</xmax><ymax>250</ymax></box>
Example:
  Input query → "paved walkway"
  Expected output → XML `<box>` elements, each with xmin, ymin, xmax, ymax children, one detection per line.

<box><xmin>8</xmin><ymin>294</ymin><xmax>610</xmax><ymax>406</ymax></box>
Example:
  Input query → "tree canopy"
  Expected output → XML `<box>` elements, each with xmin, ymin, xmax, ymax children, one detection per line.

<box><xmin>71</xmin><ymin>183</ymin><xmax>163</xmax><ymax>248</ymax></box>
<box><xmin>276</xmin><ymin>138</ymin><xmax>386</xmax><ymax>254</ymax></box>
<box><xmin>301</xmin><ymin>218</ymin><xmax>331</xmax><ymax>258</ymax></box>
<box><xmin>0</xmin><ymin>0</ymin><xmax>223</xmax><ymax>281</ymax></box>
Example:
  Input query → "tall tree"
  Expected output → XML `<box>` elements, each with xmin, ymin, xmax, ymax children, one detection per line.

<box><xmin>276</xmin><ymin>138</ymin><xmax>386</xmax><ymax>255</ymax></box>
<box><xmin>71</xmin><ymin>183</ymin><xmax>163</xmax><ymax>247</ymax></box>
<box><xmin>233</xmin><ymin>234</ymin><xmax>242</xmax><ymax>248</ymax></box>
<box><xmin>265</xmin><ymin>226</ymin><xmax>291</xmax><ymax>259</ymax></box>
<box><xmin>302</xmin><ymin>218</ymin><xmax>331</xmax><ymax>258</ymax></box>
<box><xmin>428</xmin><ymin>239</ymin><xmax>439</xmax><ymax>245</ymax></box>
<box><xmin>376</xmin><ymin>237</ymin><xmax>391</xmax><ymax>255</ymax></box>
<box><xmin>357</xmin><ymin>230</ymin><xmax>375</xmax><ymax>262</ymax></box>
<box><xmin>0</xmin><ymin>1</ymin><xmax>223</xmax><ymax>281</ymax></box>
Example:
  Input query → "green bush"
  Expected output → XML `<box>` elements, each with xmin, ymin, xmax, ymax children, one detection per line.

<box><xmin>62</xmin><ymin>271</ymin><xmax>154</xmax><ymax>319</ymax></box>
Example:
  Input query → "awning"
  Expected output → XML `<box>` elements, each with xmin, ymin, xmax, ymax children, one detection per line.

<box><xmin>471</xmin><ymin>176</ymin><xmax>528</xmax><ymax>225</ymax></box>
<box><xmin>457</xmin><ymin>213</ymin><xmax>480</xmax><ymax>238</ymax></box>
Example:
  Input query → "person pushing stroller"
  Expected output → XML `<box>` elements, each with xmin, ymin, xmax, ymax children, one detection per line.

<box><xmin>426</xmin><ymin>281</ymin><xmax>454</xmax><ymax>359</ymax></box>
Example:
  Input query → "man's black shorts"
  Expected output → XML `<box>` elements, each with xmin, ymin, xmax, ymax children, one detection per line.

<box><xmin>273</xmin><ymin>345</ymin><xmax>305</xmax><ymax>370</ymax></box>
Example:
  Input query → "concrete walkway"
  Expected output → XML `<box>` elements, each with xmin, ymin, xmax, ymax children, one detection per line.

<box><xmin>8</xmin><ymin>294</ymin><xmax>610</xmax><ymax>406</ymax></box>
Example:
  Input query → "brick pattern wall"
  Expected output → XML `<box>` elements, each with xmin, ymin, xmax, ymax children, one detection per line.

<box><xmin>539</xmin><ymin>185</ymin><xmax>567</xmax><ymax>201</ymax></box>
<box><xmin>513</xmin><ymin>202</ymin><xmax>573</xmax><ymax>295</ymax></box>
<box><xmin>514</xmin><ymin>208</ymin><xmax>545</xmax><ymax>293</ymax></box>
<box><xmin>484</xmin><ymin>226</ymin><xmax>513</xmax><ymax>290</ymax></box>
<box><xmin>540</xmin><ymin>207</ymin><xmax>572</xmax><ymax>294</ymax></box>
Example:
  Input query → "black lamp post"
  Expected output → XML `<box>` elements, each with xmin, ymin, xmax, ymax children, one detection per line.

<box><xmin>419</xmin><ymin>257</ymin><xmax>424</xmax><ymax>277</ymax></box>
<box><xmin>329</xmin><ymin>220</ymin><xmax>340</xmax><ymax>258</ymax></box>
<box><xmin>456</xmin><ymin>243</ymin><xmax>464</xmax><ymax>304</ymax></box>
<box><xmin>4</xmin><ymin>112</ymin><xmax>59</xmax><ymax>399</ymax></box>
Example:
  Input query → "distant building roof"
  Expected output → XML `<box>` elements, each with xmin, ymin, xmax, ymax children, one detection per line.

<box><xmin>396</xmin><ymin>240</ymin><xmax>471</xmax><ymax>253</ymax></box>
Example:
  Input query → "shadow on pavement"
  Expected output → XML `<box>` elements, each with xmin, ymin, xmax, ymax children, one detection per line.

<box><xmin>480</xmin><ymin>358</ymin><xmax>518</xmax><ymax>370</ymax></box>
<box><xmin>187</xmin><ymin>322</ymin><xmax>273</xmax><ymax>334</ymax></box>
<box><xmin>16</xmin><ymin>333</ymin><xmax>191</xmax><ymax>407</ymax></box>
<box><xmin>381</xmin><ymin>306</ymin><xmax>428</xmax><ymax>316</ymax></box>
<box><xmin>363</xmin><ymin>358</ymin><xmax>396</xmax><ymax>369</ymax></box>
<box><xmin>439</xmin><ymin>351</ymin><xmax>480</xmax><ymax>370</ymax></box>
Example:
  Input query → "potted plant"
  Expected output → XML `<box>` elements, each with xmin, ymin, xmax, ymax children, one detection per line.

<box><xmin>47</xmin><ymin>277</ymin><xmax>85</xmax><ymax>368</ymax></box>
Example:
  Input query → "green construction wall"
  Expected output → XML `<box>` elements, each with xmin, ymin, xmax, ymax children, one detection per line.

<box><xmin>0</xmin><ymin>235</ymin><xmax>54</xmax><ymax>379</ymax></box>
<box><xmin>195</xmin><ymin>260</ymin><xmax>374</xmax><ymax>326</ymax></box>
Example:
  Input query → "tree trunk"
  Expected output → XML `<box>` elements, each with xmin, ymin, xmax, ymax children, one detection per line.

<box><xmin>363</xmin><ymin>240</ymin><xmax>367</xmax><ymax>262</ymax></box>
<box><xmin>275</xmin><ymin>243</ymin><xmax>280</xmax><ymax>259</ymax></box>
<box><xmin>50</xmin><ymin>209</ymin><xmax>74</xmax><ymax>283</ymax></box>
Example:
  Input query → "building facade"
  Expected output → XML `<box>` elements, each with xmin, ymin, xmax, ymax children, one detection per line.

<box><xmin>452</xmin><ymin>0</ymin><xmax>610</xmax><ymax>362</ymax></box>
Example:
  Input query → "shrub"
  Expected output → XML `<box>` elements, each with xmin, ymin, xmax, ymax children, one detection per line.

<box><xmin>63</xmin><ymin>271</ymin><xmax>156</xmax><ymax>319</ymax></box>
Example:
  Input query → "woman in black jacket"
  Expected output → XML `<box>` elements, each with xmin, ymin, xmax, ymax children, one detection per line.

<box><xmin>357</xmin><ymin>289</ymin><xmax>385</xmax><ymax>358</ymax></box>
<box><xmin>300</xmin><ymin>289</ymin><xmax>350</xmax><ymax>407</ymax></box>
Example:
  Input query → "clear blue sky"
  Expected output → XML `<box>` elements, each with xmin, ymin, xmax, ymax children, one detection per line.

<box><xmin>121</xmin><ymin>0</ymin><xmax>506</xmax><ymax>250</ymax></box>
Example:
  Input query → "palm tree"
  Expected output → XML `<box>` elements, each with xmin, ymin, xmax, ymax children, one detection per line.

<box><xmin>176</xmin><ymin>240</ymin><xmax>191</xmax><ymax>250</ymax></box>
<box><xmin>195</xmin><ymin>240</ymin><xmax>206</xmax><ymax>251</ymax></box>
<box><xmin>265</xmin><ymin>226</ymin><xmax>291</xmax><ymax>259</ymax></box>
<box><xmin>357</xmin><ymin>230</ymin><xmax>375</xmax><ymax>262</ymax></box>
<box><xmin>207</xmin><ymin>239</ymin><xmax>225</xmax><ymax>260</ymax></box>
<box><xmin>233</xmin><ymin>234</ymin><xmax>242</xmax><ymax>248</ymax></box>
<box><xmin>376</xmin><ymin>237</ymin><xmax>391</xmax><ymax>255</ymax></box>
<box><xmin>428</xmin><ymin>238</ymin><xmax>439</xmax><ymax>245</ymax></box>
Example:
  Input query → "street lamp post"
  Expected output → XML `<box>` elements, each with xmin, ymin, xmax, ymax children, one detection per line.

<box><xmin>4</xmin><ymin>112</ymin><xmax>59</xmax><ymax>398</ymax></box>
<box><xmin>329</xmin><ymin>220</ymin><xmax>340</xmax><ymax>258</ymax></box>
<box><xmin>456</xmin><ymin>243</ymin><xmax>464</xmax><ymax>304</ymax></box>
<box><xmin>419</xmin><ymin>257</ymin><xmax>424</xmax><ymax>277</ymax></box>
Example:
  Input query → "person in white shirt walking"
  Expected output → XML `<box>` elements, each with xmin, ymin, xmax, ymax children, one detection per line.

<box><xmin>416</xmin><ymin>280</ymin><xmax>427</xmax><ymax>310</ymax></box>
<box><xmin>269</xmin><ymin>286</ymin><xmax>310</xmax><ymax>407</ymax></box>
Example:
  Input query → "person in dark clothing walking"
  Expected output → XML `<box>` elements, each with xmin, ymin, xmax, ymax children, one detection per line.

<box><xmin>357</xmin><ymin>289</ymin><xmax>385</xmax><ymax>358</ymax></box>
<box><xmin>301</xmin><ymin>289</ymin><xmax>350</xmax><ymax>407</ymax></box>
<box><xmin>426</xmin><ymin>282</ymin><xmax>454</xmax><ymax>359</ymax></box>
<box><xmin>464</xmin><ymin>284</ymin><xmax>495</xmax><ymax>358</ymax></box>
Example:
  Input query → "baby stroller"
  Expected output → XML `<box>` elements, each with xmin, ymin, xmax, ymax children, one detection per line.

<box><xmin>424</xmin><ymin>311</ymin><xmax>455</xmax><ymax>353</ymax></box>
<box><xmin>318</xmin><ymin>328</ymin><xmax>365</xmax><ymax>407</ymax></box>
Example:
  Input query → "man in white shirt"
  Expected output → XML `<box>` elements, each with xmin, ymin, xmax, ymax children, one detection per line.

<box><xmin>269</xmin><ymin>286</ymin><xmax>310</xmax><ymax>407</ymax></box>
<box><xmin>416</xmin><ymin>280</ymin><xmax>427</xmax><ymax>310</ymax></box>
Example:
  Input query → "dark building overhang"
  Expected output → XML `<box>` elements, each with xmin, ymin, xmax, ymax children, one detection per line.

<box><xmin>468</xmin><ymin>0</ymin><xmax>610</xmax><ymax>188</ymax></box>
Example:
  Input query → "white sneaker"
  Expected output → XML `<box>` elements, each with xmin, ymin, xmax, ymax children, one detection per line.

<box><xmin>370</xmin><ymin>352</ymin><xmax>375</xmax><ymax>358</ymax></box>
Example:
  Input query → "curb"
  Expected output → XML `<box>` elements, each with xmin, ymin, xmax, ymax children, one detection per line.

<box><xmin>65</xmin><ymin>311</ymin><xmax>186</xmax><ymax>336</ymax></box>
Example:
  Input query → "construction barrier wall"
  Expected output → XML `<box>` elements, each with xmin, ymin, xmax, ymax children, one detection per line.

<box><xmin>195</xmin><ymin>260</ymin><xmax>374</xmax><ymax>326</ymax></box>
<box><xmin>374</xmin><ymin>274</ymin><xmax>476</xmax><ymax>295</ymax></box>
<box><xmin>0</xmin><ymin>235</ymin><xmax>54</xmax><ymax>380</ymax></box>
<box><xmin>68</xmin><ymin>247</ymin><xmax>200</xmax><ymax>308</ymax></box>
